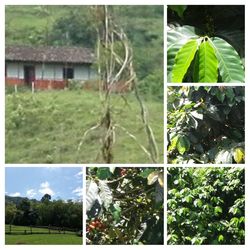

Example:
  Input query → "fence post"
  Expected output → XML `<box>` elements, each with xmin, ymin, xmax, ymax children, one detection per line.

<box><xmin>30</xmin><ymin>226</ymin><xmax>32</xmax><ymax>234</ymax></box>
<box><xmin>49</xmin><ymin>225</ymin><xmax>51</xmax><ymax>234</ymax></box>
<box><xmin>9</xmin><ymin>224</ymin><xmax>11</xmax><ymax>234</ymax></box>
<box><xmin>32</xmin><ymin>81</ymin><xmax>35</xmax><ymax>94</ymax></box>
<box><xmin>14</xmin><ymin>84</ymin><xmax>17</xmax><ymax>93</ymax></box>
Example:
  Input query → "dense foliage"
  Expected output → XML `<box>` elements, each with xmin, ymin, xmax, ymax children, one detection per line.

<box><xmin>5</xmin><ymin>195</ymin><xmax>82</xmax><ymax>230</ymax></box>
<box><xmin>167</xmin><ymin>167</ymin><xmax>245</xmax><ymax>244</ymax></box>
<box><xmin>167</xmin><ymin>86</ymin><xmax>245</xmax><ymax>164</ymax></box>
<box><xmin>167</xmin><ymin>5</ymin><xmax>245</xmax><ymax>82</ymax></box>
<box><xmin>86</xmin><ymin>167</ymin><xmax>163</xmax><ymax>244</ymax></box>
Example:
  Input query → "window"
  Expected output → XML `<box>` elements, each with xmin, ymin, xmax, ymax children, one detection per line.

<box><xmin>63</xmin><ymin>67</ymin><xmax>74</xmax><ymax>79</ymax></box>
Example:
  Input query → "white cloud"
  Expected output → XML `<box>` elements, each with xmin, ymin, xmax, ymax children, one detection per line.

<box><xmin>26</xmin><ymin>189</ymin><xmax>37</xmax><ymax>198</ymax></box>
<box><xmin>39</xmin><ymin>181</ymin><xmax>54</xmax><ymax>196</ymax></box>
<box><xmin>72</xmin><ymin>187</ymin><xmax>83</xmax><ymax>197</ymax></box>
<box><xmin>9</xmin><ymin>192</ymin><xmax>21</xmax><ymax>197</ymax></box>
<box><xmin>75</xmin><ymin>170</ymin><xmax>83</xmax><ymax>178</ymax></box>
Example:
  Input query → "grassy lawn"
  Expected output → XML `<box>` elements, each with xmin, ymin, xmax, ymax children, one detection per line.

<box><xmin>6</xmin><ymin>234</ymin><xmax>82</xmax><ymax>245</ymax></box>
<box><xmin>5</xmin><ymin>224</ymin><xmax>82</xmax><ymax>245</ymax></box>
<box><xmin>6</xmin><ymin>90</ymin><xmax>163</xmax><ymax>163</ymax></box>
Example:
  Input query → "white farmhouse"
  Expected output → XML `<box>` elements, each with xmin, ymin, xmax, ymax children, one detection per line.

<box><xmin>5</xmin><ymin>45</ymin><xmax>96</xmax><ymax>89</ymax></box>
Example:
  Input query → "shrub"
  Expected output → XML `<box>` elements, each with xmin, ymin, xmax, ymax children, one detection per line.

<box><xmin>167</xmin><ymin>86</ymin><xmax>245</xmax><ymax>164</ymax></box>
<box><xmin>86</xmin><ymin>167</ymin><xmax>164</xmax><ymax>244</ymax></box>
<box><xmin>167</xmin><ymin>167</ymin><xmax>245</xmax><ymax>245</ymax></box>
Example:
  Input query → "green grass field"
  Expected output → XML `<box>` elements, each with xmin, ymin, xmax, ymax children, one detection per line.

<box><xmin>6</xmin><ymin>6</ymin><xmax>71</xmax><ymax>45</ymax></box>
<box><xmin>5</xmin><ymin>225</ymin><xmax>82</xmax><ymax>245</ymax></box>
<box><xmin>6</xmin><ymin>89</ymin><xmax>163</xmax><ymax>163</ymax></box>
<box><xmin>6</xmin><ymin>234</ymin><xmax>82</xmax><ymax>245</ymax></box>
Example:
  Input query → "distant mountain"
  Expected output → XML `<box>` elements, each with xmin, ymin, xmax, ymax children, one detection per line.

<box><xmin>5</xmin><ymin>195</ymin><xmax>38</xmax><ymax>205</ymax></box>
<box><xmin>5</xmin><ymin>195</ymin><xmax>82</xmax><ymax>205</ymax></box>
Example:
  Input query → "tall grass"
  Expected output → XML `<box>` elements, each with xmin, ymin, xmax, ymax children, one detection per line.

<box><xmin>6</xmin><ymin>90</ymin><xmax>163</xmax><ymax>163</ymax></box>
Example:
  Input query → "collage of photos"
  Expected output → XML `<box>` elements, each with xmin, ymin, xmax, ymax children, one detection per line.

<box><xmin>3</xmin><ymin>3</ymin><xmax>245</xmax><ymax>247</ymax></box>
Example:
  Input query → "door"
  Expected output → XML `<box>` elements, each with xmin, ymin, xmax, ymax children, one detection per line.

<box><xmin>24</xmin><ymin>65</ymin><xmax>35</xmax><ymax>85</ymax></box>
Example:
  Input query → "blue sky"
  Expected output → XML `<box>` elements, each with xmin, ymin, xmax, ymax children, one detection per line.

<box><xmin>5</xmin><ymin>167</ymin><xmax>83</xmax><ymax>201</ymax></box>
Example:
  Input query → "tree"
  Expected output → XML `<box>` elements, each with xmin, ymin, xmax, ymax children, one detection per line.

<box><xmin>41</xmin><ymin>193</ymin><xmax>51</xmax><ymax>203</ymax></box>
<box><xmin>15</xmin><ymin>198</ymin><xmax>32</xmax><ymax>225</ymax></box>
<box><xmin>5</xmin><ymin>196</ymin><xmax>82</xmax><ymax>230</ymax></box>
<box><xmin>5</xmin><ymin>203</ymin><xmax>17</xmax><ymax>224</ymax></box>
<box><xmin>49</xmin><ymin>8</ymin><xmax>96</xmax><ymax>47</ymax></box>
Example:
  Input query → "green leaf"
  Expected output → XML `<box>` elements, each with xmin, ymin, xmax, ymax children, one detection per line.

<box><xmin>167</xmin><ymin>215</ymin><xmax>176</xmax><ymax>224</ymax></box>
<box><xmin>169</xmin><ymin>5</ymin><xmax>187</xmax><ymax>19</ymax></box>
<box><xmin>218</xmin><ymin>234</ymin><xmax>224</xmax><ymax>242</ymax></box>
<box><xmin>96</xmin><ymin>167</ymin><xmax>112</xmax><ymax>180</ymax></box>
<box><xmin>176</xmin><ymin>135</ymin><xmax>190</xmax><ymax>155</ymax></box>
<box><xmin>214</xmin><ymin>206</ymin><xmax>223</xmax><ymax>215</ymax></box>
<box><xmin>172</xmin><ymin>39</ymin><xmax>198</xmax><ymax>83</ymax></box>
<box><xmin>197</xmin><ymin>39</ymin><xmax>218</xmax><ymax>82</ymax></box>
<box><xmin>184</xmin><ymin>195</ymin><xmax>193</xmax><ymax>203</ymax></box>
<box><xmin>167</xmin><ymin>25</ymin><xmax>198</xmax><ymax>81</ymax></box>
<box><xmin>225</xmin><ymin>88</ymin><xmax>235</xmax><ymax>102</ymax></box>
<box><xmin>233</xmin><ymin>147</ymin><xmax>245</xmax><ymax>163</ymax></box>
<box><xmin>229</xmin><ymin>206</ymin><xmax>241</xmax><ymax>215</ymax></box>
<box><xmin>215</xmin><ymin>90</ymin><xmax>225</xmax><ymax>103</ymax></box>
<box><xmin>230</xmin><ymin>217</ymin><xmax>239</xmax><ymax>227</ymax></box>
<box><xmin>168</xmin><ymin>135</ymin><xmax>179</xmax><ymax>152</ymax></box>
<box><xmin>112</xmin><ymin>203</ymin><xmax>121</xmax><ymax>222</ymax></box>
<box><xmin>239</xmin><ymin>216</ymin><xmax>245</xmax><ymax>224</ymax></box>
<box><xmin>139</xmin><ymin>168</ymin><xmax>155</xmax><ymax>178</ymax></box>
<box><xmin>194</xmin><ymin>199</ymin><xmax>202</xmax><ymax>208</ymax></box>
<box><xmin>211</xmin><ymin>37</ymin><xmax>244</xmax><ymax>82</ymax></box>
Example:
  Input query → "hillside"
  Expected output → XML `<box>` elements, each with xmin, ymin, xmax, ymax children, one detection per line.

<box><xmin>5</xmin><ymin>195</ymin><xmax>29</xmax><ymax>205</ymax></box>
<box><xmin>6</xmin><ymin>90</ymin><xmax>164</xmax><ymax>163</ymax></box>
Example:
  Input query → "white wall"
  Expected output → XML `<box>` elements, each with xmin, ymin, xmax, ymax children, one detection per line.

<box><xmin>74</xmin><ymin>65</ymin><xmax>90</xmax><ymax>80</ymax></box>
<box><xmin>6</xmin><ymin>62</ymin><xmax>96</xmax><ymax>81</ymax></box>
<box><xmin>6</xmin><ymin>62</ymin><xmax>24</xmax><ymax>78</ymax></box>
<box><xmin>54</xmin><ymin>65</ymin><xmax>63</xmax><ymax>79</ymax></box>
<box><xmin>35</xmin><ymin>64</ymin><xmax>43</xmax><ymax>79</ymax></box>
<box><xmin>35</xmin><ymin>64</ymin><xmax>63</xmax><ymax>80</ymax></box>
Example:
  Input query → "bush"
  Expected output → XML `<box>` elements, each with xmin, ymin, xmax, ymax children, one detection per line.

<box><xmin>138</xmin><ymin>69</ymin><xmax>163</xmax><ymax>101</ymax></box>
<box><xmin>86</xmin><ymin>167</ymin><xmax>164</xmax><ymax>245</ymax></box>
<box><xmin>167</xmin><ymin>167</ymin><xmax>245</xmax><ymax>245</ymax></box>
<box><xmin>167</xmin><ymin>86</ymin><xmax>245</xmax><ymax>164</ymax></box>
<box><xmin>68</xmin><ymin>80</ymin><xmax>84</xmax><ymax>90</ymax></box>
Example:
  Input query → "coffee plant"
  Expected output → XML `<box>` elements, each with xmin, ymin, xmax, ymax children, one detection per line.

<box><xmin>167</xmin><ymin>167</ymin><xmax>245</xmax><ymax>245</ymax></box>
<box><xmin>86</xmin><ymin>167</ymin><xmax>163</xmax><ymax>244</ymax></box>
<box><xmin>167</xmin><ymin>86</ymin><xmax>245</xmax><ymax>164</ymax></box>
<box><xmin>167</xmin><ymin>5</ymin><xmax>245</xmax><ymax>82</ymax></box>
